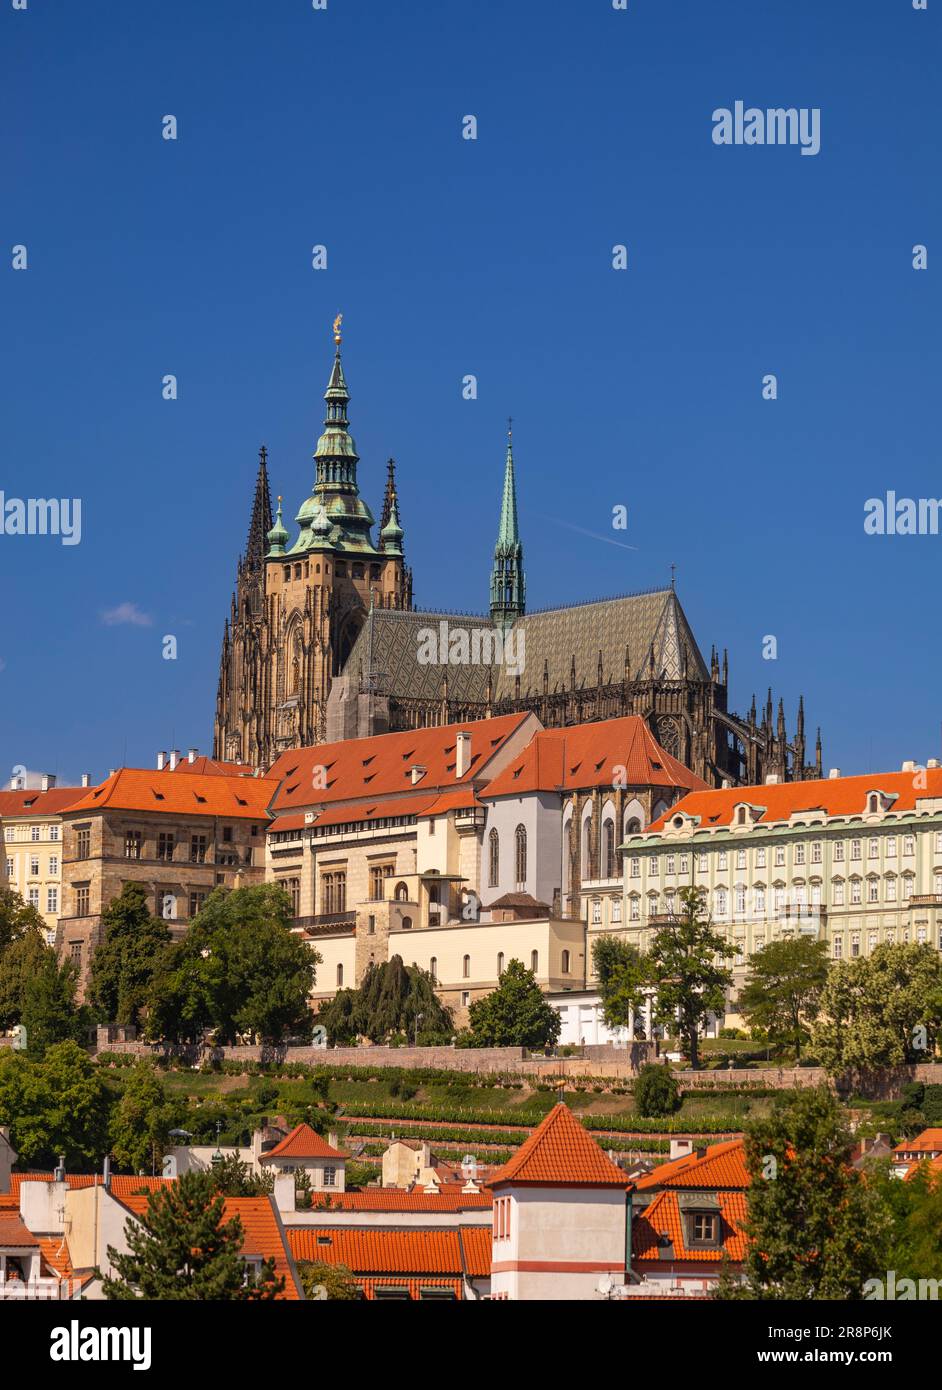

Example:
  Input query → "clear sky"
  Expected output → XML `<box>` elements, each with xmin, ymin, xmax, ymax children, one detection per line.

<box><xmin>1</xmin><ymin>0</ymin><xmax>939</xmax><ymax>786</ymax></box>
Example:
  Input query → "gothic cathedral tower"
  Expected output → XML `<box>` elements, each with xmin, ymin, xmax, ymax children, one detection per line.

<box><xmin>213</xmin><ymin>319</ymin><xmax>413</xmax><ymax>767</ymax></box>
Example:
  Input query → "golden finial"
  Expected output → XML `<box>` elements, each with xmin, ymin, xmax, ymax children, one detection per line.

<box><xmin>333</xmin><ymin>312</ymin><xmax>343</xmax><ymax>346</ymax></box>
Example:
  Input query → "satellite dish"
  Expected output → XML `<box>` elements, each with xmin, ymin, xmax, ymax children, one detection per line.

<box><xmin>597</xmin><ymin>1274</ymin><xmax>613</xmax><ymax>1297</ymax></box>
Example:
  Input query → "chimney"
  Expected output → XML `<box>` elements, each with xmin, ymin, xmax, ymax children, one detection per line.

<box><xmin>103</xmin><ymin>1155</ymin><xmax>111</xmax><ymax>1192</ymax></box>
<box><xmin>168</xmin><ymin>750</ymin><xmax>181</xmax><ymax>770</ymax></box>
<box><xmin>765</xmin><ymin>774</ymin><xmax>779</xmax><ymax>785</ymax></box>
<box><xmin>273</xmin><ymin>1172</ymin><xmax>295</xmax><ymax>1215</ymax></box>
<box><xmin>40</xmin><ymin>773</ymin><xmax>56</xmax><ymax>792</ymax></box>
<box><xmin>81</xmin><ymin>772</ymin><xmax>91</xmax><ymax>787</ymax></box>
<box><xmin>327</xmin><ymin>1132</ymin><xmax>339</xmax><ymax>1152</ymax></box>
<box><xmin>411</xmin><ymin>764</ymin><xmax>427</xmax><ymax>785</ymax></box>
<box><xmin>455</xmin><ymin>732</ymin><xmax>471</xmax><ymax>779</ymax></box>
<box><xmin>928</xmin><ymin>759</ymin><xmax>940</xmax><ymax>770</ymax></box>
<box><xmin>187</xmin><ymin>747</ymin><xmax>198</xmax><ymax>764</ymax></box>
<box><xmin>721</xmin><ymin>778</ymin><xmax>730</xmax><ymax>790</ymax></box>
<box><xmin>828</xmin><ymin>768</ymin><xmax>841</xmax><ymax>779</ymax></box>
<box><xmin>54</xmin><ymin>1154</ymin><xmax>66</xmax><ymax>1183</ymax></box>
<box><xmin>156</xmin><ymin>751</ymin><xmax>167</xmax><ymax>771</ymax></box>
<box><xmin>901</xmin><ymin>760</ymin><xmax>915</xmax><ymax>773</ymax></box>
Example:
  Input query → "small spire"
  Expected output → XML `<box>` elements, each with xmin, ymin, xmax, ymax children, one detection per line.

<box><xmin>266</xmin><ymin>495</ymin><xmax>288</xmax><ymax>556</ymax></box>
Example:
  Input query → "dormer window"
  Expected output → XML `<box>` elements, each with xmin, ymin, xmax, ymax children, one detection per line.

<box><xmin>692</xmin><ymin>1212</ymin><xmax>718</xmax><ymax>1244</ymax></box>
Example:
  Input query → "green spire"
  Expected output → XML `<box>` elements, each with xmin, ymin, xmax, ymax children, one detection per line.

<box><xmin>380</xmin><ymin>494</ymin><xmax>404</xmax><ymax>554</ymax></box>
<box><xmin>314</xmin><ymin>315</ymin><xmax>359</xmax><ymax>494</ymax></box>
<box><xmin>265</xmin><ymin>495</ymin><xmax>289</xmax><ymax>556</ymax></box>
<box><xmin>490</xmin><ymin>421</ymin><xmax>525</xmax><ymax>628</ymax></box>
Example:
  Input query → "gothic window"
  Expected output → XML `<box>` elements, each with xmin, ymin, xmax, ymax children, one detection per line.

<box><xmin>430</xmin><ymin>957</ymin><xmax>437</xmax><ymax>984</ymax></box>
<box><xmin>514</xmin><ymin>825</ymin><xmax>527</xmax><ymax>890</ymax></box>
<box><xmin>582</xmin><ymin>816</ymin><xmax>592</xmax><ymax>880</ymax></box>
<box><xmin>496</xmin><ymin>952</ymin><xmax>504</xmax><ymax>976</ymax></box>
<box><xmin>463</xmin><ymin>955</ymin><xmax>470</xmax><ymax>978</ymax></box>
<box><xmin>336</xmin><ymin>964</ymin><xmax>344</xmax><ymax>987</ymax></box>
<box><xmin>488</xmin><ymin>829</ymin><xmax>499</xmax><ymax>888</ymax></box>
<box><xmin>395</xmin><ymin>881</ymin><xmax>409</xmax><ymax>901</ymax></box>
<box><xmin>603</xmin><ymin>819</ymin><xmax>616</xmax><ymax>879</ymax></box>
<box><xmin>562</xmin><ymin>950</ymin><xmax>571</xmax><ymax>974</ymax></box>
<box><xmin>531</xmin><ymin>950</ymin><xmax>539</xmax><ymax>973</ymax></box>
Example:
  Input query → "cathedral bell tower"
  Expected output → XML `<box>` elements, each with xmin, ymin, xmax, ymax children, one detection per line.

<box><xmin>212</xmin><ymin>317</ymin><xmax>413</xmax><ymax>767</ymax></box>
<box><xmin>489</xmin><ymin>421</ymin><xmax>526</xmax><ymax>629</ymax></box>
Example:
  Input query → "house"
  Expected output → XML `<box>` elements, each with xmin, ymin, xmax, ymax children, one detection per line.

<box><xmin>263</xmin><ymin>1123</ymin><xmax>347</xmax><ymax>1190</ymax></box>
<box><xmin>286</xmin><ymin>1224</ymin><xmax>491</xmax><ymax>1300</ymax></box>
<box><xmin>626</xmin><ymin>1139</ymin><xmax>749</xmax><ymax>1296</ymax></box>
<box><xmin>0</xmin><ymin>779</ymin><xmax>90</xmax><ymax>942</ymax></box>
<box><xmin>487</xmin><ymin>1103</ymin><xmax>631</xmax><ymax>1301</ymax></box>
<box><xmin>891</xmin><ymin>1128</ymin><xmax>942</xmax><ymax>1178</ymax></box>
<box><xmin>13</xmin><ymin>1173</ymin><xmax>302</xmax><ymax>1299</ymax></box>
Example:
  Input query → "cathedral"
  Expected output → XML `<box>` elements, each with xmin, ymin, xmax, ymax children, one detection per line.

<box><xmin>214</xmin><ymin>323</ymin><xmax>822</xmax><ymax>788</ymax></box>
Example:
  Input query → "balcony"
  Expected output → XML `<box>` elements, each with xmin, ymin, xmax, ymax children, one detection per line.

<box><xmin>291</xmin><ymin>912</ymin><xmax>356</xmax><ymax>935</ymax></box>
<box><xmin>910</xmin><ymin>895</ymin><xmax>942</xmax><ymax>907</ymax></box>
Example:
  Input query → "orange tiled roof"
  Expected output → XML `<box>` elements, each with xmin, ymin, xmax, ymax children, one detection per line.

<box><xmin>168</xmin><ymin>756</ymin><xmax>255</xmax><ymax>777</ymax></box>
<box><xmin>117</xmin><ymin>1192</ymin><xmax>301</xmax><ymax>1299</ymax></box>
<box><xmin>268</xmin><ymin>713</ymin><xmax>532</xmax><ymax>813</ymax></box>
<box><xmin>0</xmin><ymin>787</ymin><xmax>88</xmax><ymax>818</ymax></box>
<box><xmin>297</xmin><ymin>794</ymin><xmax>438</xmax><ymax>830</ymax></box>
<box><xmin>489</xmin><ymin>1104</ymin><xmax>630</xmax><ymax>1189</ymax></box>
<box><xmin>37</xmin><ymin>1236</ymin><xmax>95</xmax><ymax>1289</ymax></box>
<box><xmin>60</xmin><ymin>767</ymin><xmax>277</xmax><ymax>820</ymax></box>
<box><xmin>647</xmin><ymin>766</ymin><xmax>942</xmax><ymax>833</ymax></box>
<box><xmin>893</xmin><ymin>1129</ymin><xmax>942</xmax><ymax>1157</ymax></box>
<box><xmin>0</xmin><ymin>1211</ymin><xmax>38</xmax><ymax>1247</ymax></box>
<box><xmin>265</xmin><ymin>1123</ymin><xmax>345</xmax><ymax>1161</ymax></box>
<box><xmin>480</xmin><ymin>716</ymin><xmax>708</xmax><ymax>800</ymax></box>
<box><xmin>360</xmin><ymin>1276</ymin><xmax>464</xmax><ymax>1299</ymax></box>
<box><xmin>631</xmin><ymin>1140</ymin><xmax>749</xmax><ymax>1192</ymax></box>
<box><xmin>417</xmin><ymin>790</ymin><xmax>482</xmax><ymax>816</ymax></box>
<box><xmin>633</xmin><ymin>1189</ymin><xmax>747</xmax><ymax>1263</ymax></box>
<box><xmin>305</xmin><ymin>1189</ymin><xmax>492</xmax><ymax>1212</ymax></box>
<box><xmin>9</xmin><ymin>1174</ymin><xmax>171</xmax><ymax>1198</ymax></box>
<box><xmin>287</xmin><ymin>1225</ymin><xmax>489</xmax><ymax>1280</ymax></box>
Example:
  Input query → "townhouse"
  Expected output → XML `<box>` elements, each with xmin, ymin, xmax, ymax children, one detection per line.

<box><xmin>57</xmin><ymin>764</ymin><xmax>278</xmax><ymax>989</ymax></box>
<box><xmin>622</xmin><ymin>763</ymin><xmax>942</xmax><ymax>1028</ymax></box>
<box><xmin>1</xmin><ymin>777</ymin><xmax>91</xmax><ymax>942</ymax></box>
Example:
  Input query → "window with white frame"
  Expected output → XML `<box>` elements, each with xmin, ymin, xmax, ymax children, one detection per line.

<box><xmin>28</xmin><ymin>888</ymin><xmax>39</xmax><ymax>908</ymax></box>
<box><xmin>774</xmin><ymin>846</ymin><xmax>785</xmax><ymax>866</ymax></box>
<box><xmin>868</xmin><ymin>837</ymin><xmax>879</xmax><ymax>859</ymax></box>
<box><xmin>833</xmin><ymin>879</ymin><xmax>845</xmax><ymax>906</ymax></box>
<box><xmin>886</xmin><ymin>876</ymin><xmax>897</xmax><ymax>902</ymax></box>
<box><xmin>850</xmin><ymin>878</ymin><xmax>862</xmax><ymax>904</ymax></box>
<box><xmin>811</xmin><ymin>883</ymin><xmax>822</xmax><ymax>907</ymax></box>
<box><xmin>795</xmin><ymin>843</ymin><xmax>805</xmax><ymax>865</ymax></box>
<box><xmin>886</xmin><ymin>836</ymin><xmax>897</xmax><ymax>858</ymax></box>
<box><xmin>696</xmin><ymin>851</ymin><xmax>707</xmax><ymax>872</ymax></box>
<box><xmin>630</xmin><ymin>856</ymin><xmax>640</xmax><ymax>879</ymax></box>
<box><xmin>666</xmin><ymin>853</ymin><xmax>675</xmax><ymax>875</ymax></box>
<box><xmin>30</xmin><ymin>825</ymin><xmax>40</xmax><ymax>842</ymax></box>
<box><xmin>717</xmin><ymin>850</ymin><xmax>727</xmax><ymax>870</ymax></box>
<box><xmin>834</xmin><ymin>841</ymin><xmax>844</xmax><ymax>862</ymax></box>
<box><xmin>629</xmin><ymin>896</ymin><xmax>640</xmax><ymax>921</ymax></box>
<box><xmin>591</xmin><ymin>899</ymin><xmax>602</xmax><ymax>925</ymax></box>
<box><xmin>736</xmin><ymin>848</ymin><xmax>747</xmax><ymax>870</ymax></box>
<box><xmin>323</xmin><ymin>1166</ymin><xmax>336</xmax><ymax>1187</ymax></box>
<box><xmin>811</xmin><ymin>842</ymin><xmax>822</xmax><ymax>864</ymax></box>
<box><xmin>49</xmin><ymin>855</ymin><xmax>58</xmax><ymax>876</ymax></box>
<box><xmin>714</xmin><ymin>888</ymin><xmax>727</xmax><ymax>916</ymax></box>
<box><xmin>611</xmin><ymin>898</ymin><xmax>622</xmax><ymax>923</ymax></box>
<box><xmin>867</xmin><ymin>878</ymin><xmax>879</xmax><ymax>903</ymax></box>
<box><xmin>774</xmin><ymin>885</ymin><xmax>785</xmax><ymax>912</ymax></box>
<box><xmin>917</xmin><ymin>926</ymin><xmax>927</xmax><ymax>945</ymax></box>
<box><xmin>756</xmin><ymin>847</ymin><xmax>766</xmax><ymax>869</ymax></box>
<box><xmin>851</xmin><ymin>839</ymin><xmax>861</xmax><ymax>860</ymax></box>
<box><xmin>46</xmin><ymin>887</ymin><xmax>58</xmax><ymax>914</ymax></box>
<box><xmin>666</xmin><ymin>890</ymin><xmax>676</xmax><ymax>915</ymax></box>
<box><xmin>833</xmin><ymin>937</ymin><xmax>843</xmax><ymax>959</ymax></box>
<box><xmin>903</xmin><ymin>835</ymin><xmax>915</xmax><ymax>857</ymax></box>
<box><xmin>903</xmin><ymin>876</ymin><xmax>914</xmax><ymax>899</ymax></box>
<box><xmin>936</xmin><ymin>831</ymin><xmax>942</xmax><ymax>853</ymax></box>
<box><xmin>934</xmin><ymin>870</ymin><xmax>942</xmax><ymax>896</ymax></box>
<box><xmin>868</xmin><ymin>931</ymin><xmax>879</xmax><ymax>954</ymax></box>
<box><xmin>679</xmin><ymin>853</ymin><xmax>689</xmax><ymax>873</ymax></box>
<box><xmin>49</xmin><ymin>825</ymin><xmax>59</xmax><ymax>841</ymax></box>
<box><xmin>29</xmin><ymin>855</ymin><xmax>39</xmax><ymax>875</ymax></box>
<box><xmin>734</xmin><ymin>885</ymin><xmax>746</xmax><ymax>915</ymax></box>
<box><xmin>851</xmin><ymin>933</ymin><xmax>860</xmax><ymax>958</ymax></box>
<box><xmin>754</xmin><ymin>886</ymin><xmax>766</xmax><ymax>913</ymax></box>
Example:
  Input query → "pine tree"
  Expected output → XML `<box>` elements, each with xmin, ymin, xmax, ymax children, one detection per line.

<box><xmin>102</xmin><ymin>1170</ymin><xmax>284</xmax><ymax>1300</ymax></box>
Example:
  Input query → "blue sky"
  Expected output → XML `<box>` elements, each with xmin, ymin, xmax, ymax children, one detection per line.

<box><xmin>1</xmin><ymin>0</ymin><xmax>939</xmax><ymax>785</ymax></box>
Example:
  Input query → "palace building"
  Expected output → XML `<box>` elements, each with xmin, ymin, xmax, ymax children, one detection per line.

<box><xmin>214</xmin><ymin>322</ymin><xmax>820</xmax><ymax>789</ymax></box>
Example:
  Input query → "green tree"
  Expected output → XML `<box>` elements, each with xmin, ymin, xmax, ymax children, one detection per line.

<box><xmin>715</xmin><ymin>1087</ymin><xmax>889</xmax><ymax>1300</ymax></box>
<box><xmin>89</xmin><ymin>884</ymin><xmax>172</xmax><ymax>1028</ymax></box>
<box><xmin>0</xmin><ymin>926</ymin><xmax>50</xmax><ymax>1028</ymax></box>
<box><xmin>147</xmin><ymin>885</ymin><xmax>320</xmax><ymax>1044</ymax></box>
<box><xmin>737</xmin><ymin>936</ymin><xmax>829</xmax><ymax>1061</ymax></box>
<box><xmin>102</xmin><ymin>1170</ymin><xmax>283</xmax><ymax>1300</ymax></box>
<box><xmin>634</xmin><ymin>1063</ymin><xmax>681</xmax><ymax>1118</ymax></box>
<box><xmin>206</xmin><ymin>1153</ymin><xmax>275</xmax><ymax>1197</ymax></box>
<box><xmin>865</xmin><ymin>1160</ymin><xmax>942</xmax><ymax>1284</ymax></box>
<box><xmin>20</xmin><ymin>949</ymin><xmax>90</xmax><ymax>1059</ymax></box>
<box><xmin>811</xmin><ymin>943</ymin><xmax>942</xmax><ymax>1075</ymax></box>
<box><xmin>317</xmin><ymin>956</ymin><xmax>453</xmax><ymax>1046</ymax></box>
<box><xmin>298</xmin><ymin>1260</ymin><xmax>358</xmax><ymax>1300</ymax></box>
<box><xmin>647</xmin><ymin>887</ymin><xmax>736</xmax><ymax>1069</ymax></box>
<box><xmin>109</xmin><ymin>1060</ymin><xmax>174</xmax><ymax>1175</ymax></box>
<box><xmin>0</xmin><ymin>885</ymin><xmax>46</xmax><ymax>957</ymax></box>
<box><xmin>0</xmin><ymin>1040</ymin><xmax>110</xmax><ymax>1169</ymax></box>
<box><xmin>466</xmin><ymin>958</ymin><xmax>561</xmax><ymax>1049</ymax></box>
<box><xmin>592</xmin><ymin>936</ymin><xmax>646</xmax><ymax>1037</ymax></box>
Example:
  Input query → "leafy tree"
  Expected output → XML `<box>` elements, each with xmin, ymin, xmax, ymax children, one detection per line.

<box><xmin>865</xmin><ymin>1160</ymin><xmax>942</xmax><ymax>1284</ymax></box>
<box><xmin>811</xmin><ymin>943</ymin><xmax>942</xmax><ymax>1074</ymax></box>
<box><xmin>736</xmin><ymin>937</ymin><xmax>829</xmax><ymax>1060</ymax></box>
<box><xmin>20</xmin><ymin>950</ymin><xmax>91</xmax><ymax>1059</ymax></box>
<box><xmin>634</xmin><ymin>1063</ymin><xmax>681</xmax><ymax>1118</ymax></box>
<box><xmin>466</xmin><ymin>959</ymin><xmax>560</xmax><ymax>1049</ymax></box>
<box><xmin>147</xmin><ymin>885</ymin><xmax>320</xmax><ymax>1044</ymax></box>
<box><xmin>0</xmin><ymin>886</ymin><xmax>46</xmax><ymax>957</ymax></box>
<box><xmin>647</xmin><ymin>887</ymin><xmax>737</xmax><ymax>1069</ymax></box>
<box><xmin>317</xmin><ymin>956</ymin><xmax>453</xmax><ymax>1046</ymax></box>
<box><xmin>0</xmin><ymin>1040</ymin><xmax>110</xmax><ymax>1169</ymax></box>
<box><xmin>109</xmin><ymin>1060</ymin><xmax>174</xmax><ymax>1175</ymax></box>
<box><xmin>592</xmin><ymin>936</ymin><xmax>646</xmax><ymax>1037</ymax></box>
<box><xmin>298</xmin><ymin>1260</ymin><xmax>358</xmax><ymax>1301</ymax></box>
<box><xmin>206</xmin><ymin>1153</ymin><xmax>275</xmax><ymax>1198</ymax></box>
<box><xmin>89</xmin><ymin>884</ymin><xmax>172</xmax><ymax>1028</ymax></box>
<box><xmin>102</xmin><ymin>1170</ymin><xmax>283</xmax><ymax>1300</ymax></box>
<box><xmin>715</xmin><ymin>1087</ymin><xmax>889</xmax><ymax>1300</ymax></box>
<box><xmin>0</xmin><ymin>926</ymin><xmax>50</xmax><ymax>1028</ymax></box>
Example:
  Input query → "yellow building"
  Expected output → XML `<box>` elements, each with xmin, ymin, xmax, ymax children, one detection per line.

<box><xmin>0</xmin><ymin>778</ymin><xmax>89</xmax><ymax>941</ymax></box>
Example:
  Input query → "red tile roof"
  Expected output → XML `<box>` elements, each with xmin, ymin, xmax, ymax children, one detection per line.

<box><xmin>632</xmin><ymin>1189</ymin><xmax>748</xmax><ymax>1263</ymax></box>
<box><xmin>268</xmin><ymin>713</ymin><xmax>532</xmax><ymax>814</ymax></box>
<box><xmin>647</xmin><ymin>766</ymin><xmax>942</xmax><ymax>833</ymax></box>
<box><xmin>306</xmin><ymin>1189</ymin><xmax>492</xmax><ymax>1212</ymax></box>
<box><xmin>893</xmin><ymin>1129</ymin><xmax>942</xmax><ymax>1157</ymax></box>
<box><xmin>265</xmin><ymin>1123</ymin><xmax>345</xmax><ymax>1161</ymax></box>
<box><xmin>0</xmin><ymin>1211</ymin><xmax>38</xmax><ymax>1247</ymax></box>
<box><xmin>287</xmin><ymin>1224</ymin><xmax>490</xmax><ymax>1280</ymax></box>
<box><xmin>359</xmin><ymin>1275</ymin><xmax>464</xmax><ymax>1299</ymax></box>
<box><xmin>60</xmin><ymin>767</ymin><xmax>277</xmax><ymax>819</ymax></box>
<box><xmin>480</xmin><ymin>716</ymin><xmax>708</xmax><ymax>800</ymax></box>
<box><xmin>9</xmin><ymin>1174</ymin><xmax>172</xmax><ymax>1198</ymax></box>
<box><xmin>168</xmin><ymin>756</ymin><xmax>255</xmax><ymax>777</ymax></box>
<box><xmin>632</xmin><ymin>1140</ymin><xmax>749</xmax><ymax>1192</ymax></box>
<box><xmin>417</xmin><ymin>790</ymin><xmax>483</xmax><ymax>816</ymax></box>
<box><xmin>296</xmin><ymin>794</ymin><xmax>437</xmax><ymax>830</ymax></box>
<box><xmin>489</xmin><ymin>1104</ymin><xmax>630</xmax><ymax>1189</ymax></box>
<box><xmin>37</xmin><ymin>1236</ymin><xmax>94</xmax><ymax>1290</ymax></box>
<box><xmin>117</xmin><ymin>1192</ymin><xmax>300</xmax><ymax>1298</ymax></box>
<box><xmin>0</xmin><ymin>787</ymin><xmax>88</xmax><ymax>818</ymax></box>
